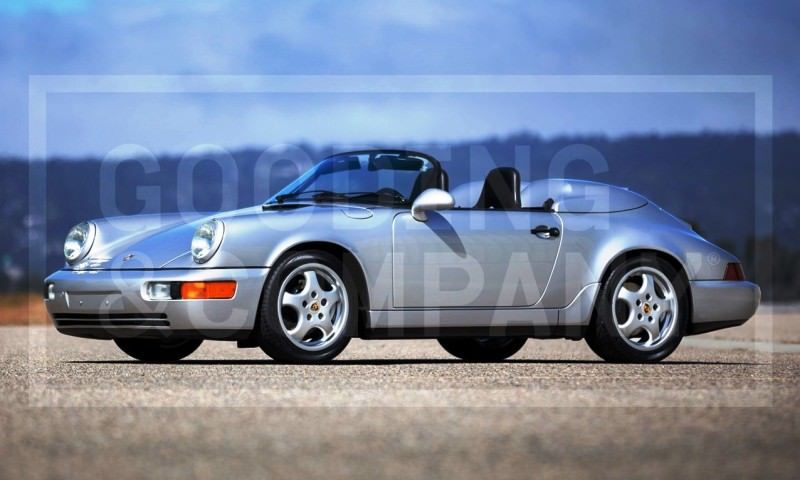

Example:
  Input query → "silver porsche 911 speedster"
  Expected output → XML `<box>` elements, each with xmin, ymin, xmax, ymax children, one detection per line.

<box><xmin>44</xmin><ymin>149</ymin><xmax>760</xmax><ymax>363</ymax></box>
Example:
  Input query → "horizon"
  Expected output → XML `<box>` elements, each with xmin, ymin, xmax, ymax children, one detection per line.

<box><xmin>6</xmin><ymin>128</ymin><xmax>796</xmax><ymax>161</ymax></box>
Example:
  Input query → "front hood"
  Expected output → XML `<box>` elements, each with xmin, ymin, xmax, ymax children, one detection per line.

<box><xmin>67</xmin><ymin>212</ymin><xmax>211</xmax><ymax>270</ymax></box>
<box><xmin>68</xmin><ymin>203</ymin><xmax>379</xmax><ymax>270</ymax></box>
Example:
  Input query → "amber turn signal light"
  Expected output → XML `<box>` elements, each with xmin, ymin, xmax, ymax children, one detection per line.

<box><xmin>180</xmin><ymin>281</ymin><xmax>237</xmax><ymax>299</ymax></box>
<box><xmin>723</xmin><ymin>263</ymin><xmax>745</xmax><ymax>281</ymax></box>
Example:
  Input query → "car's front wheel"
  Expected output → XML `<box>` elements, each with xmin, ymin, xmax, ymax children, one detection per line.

<box><xmin>256</xmin><ymin>250</ymin><xmax>355</xmax><ymax>363</ymax></box>
<box><xmin>114</xmin><ymin>338</ymin><xmax>203</xmax><ymax>362</ymax></box>
<box><xmin>438</xmin><ymin>337</ymin><xmax>527</xmax><ymax>361</ymax></box>
<box><xmin>585</xmin><ymin>255</ymin><xmax>688</xmax><ymax>363</ymax></box>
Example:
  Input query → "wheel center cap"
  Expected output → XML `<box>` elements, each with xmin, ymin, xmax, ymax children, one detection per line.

<box><xmin>642</xmin><ymin>303</ymin><xmax>652</xmax><ymax>315</ymax></box>
<box><xmin>310</xmin><ymin>302</ymin><xmax>320</xmax><ymax>312</ymax></box>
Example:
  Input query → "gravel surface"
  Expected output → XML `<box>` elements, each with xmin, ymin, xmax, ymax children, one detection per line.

<box><xmin>1</xmin><ymin>326</ymin><xmax>798</xmax><ymax>479</ymax></box>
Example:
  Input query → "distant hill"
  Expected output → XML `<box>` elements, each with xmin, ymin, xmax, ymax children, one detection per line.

<box><xmin>2</xmin><ymin>132</ymin><xmax>798</xmax><ymax>300</ymax></box>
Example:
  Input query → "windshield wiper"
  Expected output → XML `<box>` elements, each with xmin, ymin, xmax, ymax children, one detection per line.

<box><xmin>273</xmin><ymin>190</ymin><xmax>408</xmax><ymax>206</ymax></box>
<box><xmin>347</xmin><ymin>190</ymin><xmax>409</xmax><ymax>205</ymax></box>
<box><xmin>273</xmin><ymin>190</ymin><xmax>339</xmax><ymax>204</ymax></box>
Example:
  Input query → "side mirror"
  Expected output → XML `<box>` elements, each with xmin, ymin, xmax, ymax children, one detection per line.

<box><xmin>411</xmin><ymin>188</ymin><xmax>455</xmax><ymax>222</ymax></box>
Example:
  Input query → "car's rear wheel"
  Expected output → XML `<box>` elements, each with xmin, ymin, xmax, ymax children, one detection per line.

<box><xmin>114</xmin><ymin>338</ymin><xmax>203</xmax><ymax>362</ymax></box>
<box><xmin>256</xmin><ymin>250</ymin><xmax>355</xmax><ymax>363</ymax></box>
<box><xmin>438</xmin><ymin>337</ymin><xmax>527</xmax><ymax>361</ymax></box>
<box><xmin>585</xmin><ymin>255</ymin><xmax>688</xmax><ymax>363</ymax></box>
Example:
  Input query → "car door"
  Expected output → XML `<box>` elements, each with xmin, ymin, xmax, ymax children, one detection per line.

<box><xmin>392</xmin><ymin>209</ymin><xmax>562</xmax><ymax>308</ymax></box>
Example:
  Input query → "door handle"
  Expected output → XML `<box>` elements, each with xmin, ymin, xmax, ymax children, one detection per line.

<box><xmin>531</xmin><ymin>225</ymin><xmax>560</xmax><ymax>239</ymax></box>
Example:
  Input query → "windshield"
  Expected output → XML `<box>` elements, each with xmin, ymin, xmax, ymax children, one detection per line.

<box><xmin>267</xmin><ymin>151</ymin><xmax>437</xmax><ymax>206</ymax></box>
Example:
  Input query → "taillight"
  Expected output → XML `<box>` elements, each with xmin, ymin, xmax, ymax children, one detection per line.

<box><xmin>723</xmin><ymin>263</ymin><xmax>745</xmax><ymax>281</ymax></box>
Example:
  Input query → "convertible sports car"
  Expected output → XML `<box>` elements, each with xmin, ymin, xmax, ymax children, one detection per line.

<box><xmin>44</xmin><ymin>149</ymin><xmax>760</xmax><ymax>363</ymax></box>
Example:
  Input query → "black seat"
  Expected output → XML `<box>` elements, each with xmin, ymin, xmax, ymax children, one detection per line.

<box><xmin>410</xmin><ymin>169</ymin><xmax>449</xmax><ymax>200</ymax></box>
<box><xmin>474</xmin><ymin>167</ymin><xmax>521</xmax><ymax>210</ymax></box>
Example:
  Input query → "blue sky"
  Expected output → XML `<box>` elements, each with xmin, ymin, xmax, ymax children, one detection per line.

<box><xmin>1</xmin><ymin>0</ymin><xmax>797</xmax><ymax>156</ymax></box>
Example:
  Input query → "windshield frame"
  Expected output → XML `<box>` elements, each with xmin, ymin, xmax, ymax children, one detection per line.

<box><xmin>265</xmin><ymin>149</ymin><xmax>443</xmax><ymax>207</ymax></box>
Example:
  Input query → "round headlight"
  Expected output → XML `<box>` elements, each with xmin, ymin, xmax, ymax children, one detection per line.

<box><xmin>64</xmin><ymin>221</ymin><xmax>96</xmax><ymax>264</ymax></box>
<box><xmin>191</xmin><ymin>219</ymin><xmax>224</xmax><ymax>264</ymax></box>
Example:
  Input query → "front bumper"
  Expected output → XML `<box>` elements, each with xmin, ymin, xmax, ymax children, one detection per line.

<box><xmin>44</xmin><ymin>268</ymin><xmax>268</xmax><ymax>340</ymax></box>
<box><xmin>688</xmin><ymin>280</ymin><xmax>761</xmax><ymax>334</ymax></box>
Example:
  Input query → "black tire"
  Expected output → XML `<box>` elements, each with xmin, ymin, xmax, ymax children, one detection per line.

<box><xmin>114</xmin><ymin>338</ymin><xmax>203</xmax><ymax>362</ymax></box>
<box><xmin>438</xmin><ymin>337</ymin><xmax>527</xmax><ymax>362</ymax></box>
<box><xmin>256</xmin><ymin>250</ymin><xmax>356</xmax><ymax>363</ymax></box>
<box><xmin>585</xmin><ymin>255</ymin><xmax>688</xmax><ymax>363</ymax></box>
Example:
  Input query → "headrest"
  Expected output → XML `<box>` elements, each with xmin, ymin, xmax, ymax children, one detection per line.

<box><xmin>410</xmin><ymin>168</ymin><xmax>449</xmax><ymax>200</ymax></box>
<box><xmin>474</xmin><ymin>167</ymin><xmax>521</xmax><ymax>210</ymax></box>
